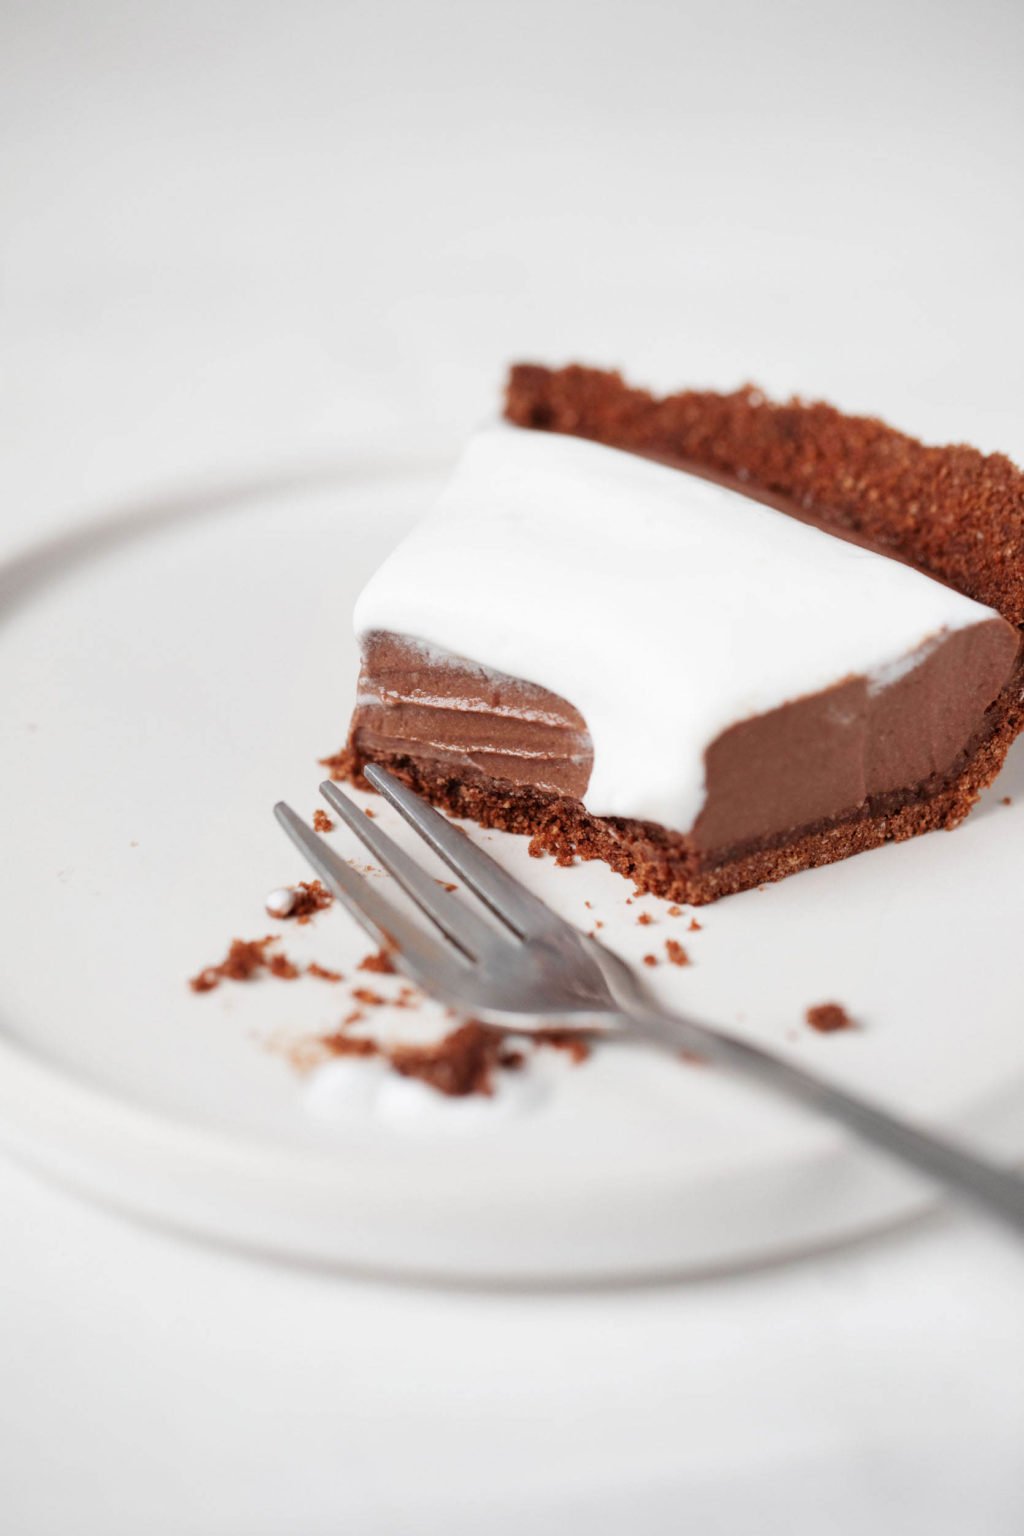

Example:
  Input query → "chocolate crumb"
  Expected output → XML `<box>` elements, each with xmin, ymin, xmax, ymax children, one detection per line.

<box><xmin>389</xmin><ymin>1023</ymin><xmax>576</xmax><ymax>1096</ymax></box>
<box><xmin>667</xmin><ymin>905</ymin><xmax>683</xmax><ymax>917</ymax></box>
<box><xmin>533</xmin><ymin>1028</ymin><xmax>591</xmax><ymax>1064</ymax></box>
<box><xmin>352</xmin><ymin>986</ymin><xmax>387</xmax><ymax>1007</ymax></box>
<box><xmin>358</xmin><ymin>946</ymin><xmax>396</xmax><ymax>975</ymax></box>
<box><xmin>665</xmin><ymin>939</ymin><xmax>690</xmax><ymax>967</ymax></box>
<box><xmin>636</xmin><ymin>912</ymin><xmax>653</xmax><ymax>926</ymax></box>
<box><xmin>322</xmin><ymin>1031</ymin><xmax>380</xmax><ymax>1059</ymax></box>
<box><xmin>688</xmin><ymin>917</ymin><xmax>702</xmax><ymax>932</ymax></box>
<box><xmin>288</xmin><ymin>880</ymin><xmax>334</xmax><ymax>924</ymax></box>
<box><xmin>389</xmin><ymin>1021</ymin><xmax>506</xmax><ymax>1097</ymax></box>
<box><xmin>286</xmin><ymin>1016</ymin><xmax>592</xmax><ymax>1099</ymax></box>
<box><xmin>189</xmin><ymin>935</ymin><xmax>302</xmax><ymax>992</ymax></box>
<box><xmin>217</xmin><ymin>936</ymin><xmax>275</xmax><ymax>981</ymax></box>
<box><xmin>435</xmin><ymin>879</ymin><xmax>458</xmax><ymax>892</ymax></box>
<box><xmin>306</xmin><ymin>962</ymin><xmax>343</xmax><ymax>983</ymax></box>
<box><xmin>805</xmin><ymin>1002</ymin><xmax>855</xmax><ymax>1033</ymax></box>
<box><xmin>312</xmin><ymin>809</ymin><xmax>334</xmax><ymax>833</ymax></box>
<box><xmin>1002</xmin><ymin>796</ymin><xmax>1012</xmax><ymax>806</ymax></box>
<box><xmin>364</xmin><ymin>806</ymin><xmax>377</xmax><ymax>818</ymax></box>
<box><xmin>642</xmin><ymin>953</ymin><xmax>658</xmax><ymax>967</ymax></box>
<box><xmin>584</xmin><ymin>900</ymin><xmax>593</xmax><ymax>910</ymax></box>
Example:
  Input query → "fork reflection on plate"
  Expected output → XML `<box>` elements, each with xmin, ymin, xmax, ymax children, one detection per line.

<box><xmin>275</xmin><ymin>765</ymin><xmax>1024</xmax><ymax>1235</ymax></box>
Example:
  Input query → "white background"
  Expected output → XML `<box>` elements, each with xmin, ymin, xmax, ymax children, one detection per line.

<box><xmin>2</xmin><ymin>2</ymin><xmax>1023</xmax><ymax>1531</ymax></box>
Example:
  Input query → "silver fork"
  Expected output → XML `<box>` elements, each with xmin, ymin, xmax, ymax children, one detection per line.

<box><xmin>275</xmin><ymin>765</ymin><xmax>1024</xmax><ymax>1234</ymax></box>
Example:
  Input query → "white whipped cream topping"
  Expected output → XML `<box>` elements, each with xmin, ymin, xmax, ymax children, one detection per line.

<box><xmin>355</xmin><ymin>424</ymin><xmax>1001</xmax><ymax>830</ymax></box>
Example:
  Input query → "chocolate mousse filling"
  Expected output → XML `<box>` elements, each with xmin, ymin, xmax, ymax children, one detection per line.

<box><xmin>333</xmin><ymin>366</ymin><xmax>1024</xmax><ymax>905</ymax></box>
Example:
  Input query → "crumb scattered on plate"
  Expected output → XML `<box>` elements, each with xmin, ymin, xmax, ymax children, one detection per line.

<box><xmin>190</xmin><ymin>936</ymin><xmax>299</xmax><ymax>992</ymax></box>
<box><xmin>665</xmin><ymin>938</ymin><xmax>690</xmax><ymax>967</ymax></box>
<box><xmin>358</xmin><ymin>946</ymin><xmax>396</xmax><ymax>975</ymax></box>
<box><xmin>805</xmin><ymin>1002</ymin><xmax>855</xmax><ymax>1034</ymax></box>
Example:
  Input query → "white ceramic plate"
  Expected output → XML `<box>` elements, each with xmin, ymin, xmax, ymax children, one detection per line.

<box><xmin>1</xmin><ymin>455</ymin><xmax>1022</xmax><ymax>1282</ymax></box>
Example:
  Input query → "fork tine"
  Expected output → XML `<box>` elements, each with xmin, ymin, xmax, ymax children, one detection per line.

<box><xmin>273</xmin><ymin>802</ymin><xmax>469</xmax><ymax>990</ymax></box>
<box><xmin>318</xmin><ymin>780</ymin><xmax>502</xmax><ymax>960</ymax></box>
<box><xmin>361</xmin><ymin>764</ymin><xmax>564</xmax><ymax>939</ymax></box>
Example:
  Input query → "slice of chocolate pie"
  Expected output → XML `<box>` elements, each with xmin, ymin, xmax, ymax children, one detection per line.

<box><xmin>332</xmin><ymin>365</ymin><xmax>1024</xmax><ymax>905</ymax></box>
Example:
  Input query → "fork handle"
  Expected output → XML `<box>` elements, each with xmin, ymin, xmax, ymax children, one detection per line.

<box><xmin>624</xmin><ymin>1003</ymin><xmax>1024</xmax><ymax>1233</ymax></box>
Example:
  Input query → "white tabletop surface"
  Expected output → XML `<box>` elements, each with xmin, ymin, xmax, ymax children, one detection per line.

<box><xmin>2</xmin><ymin>3</ymin><xmax>1023</xmax><ymax>1531</ymax></box>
